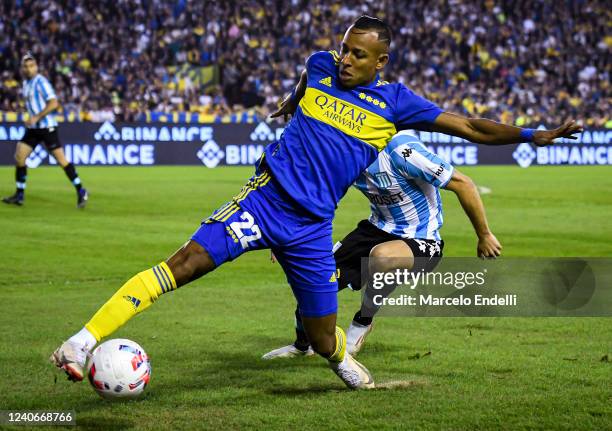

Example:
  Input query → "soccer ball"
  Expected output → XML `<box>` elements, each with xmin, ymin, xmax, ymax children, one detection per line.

<box><xmin>87</xmin><ymin>338</ymin><xmax>151</xmax><ymax>400</ymax></box>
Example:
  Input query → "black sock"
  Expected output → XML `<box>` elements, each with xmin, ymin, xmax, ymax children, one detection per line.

<box><xmin>353</xmin><ymin>310</ymin><xmax>373</xmax><ymax>327</ymax></box>
<box><xmin>63</xmin><ymin>163</ymin><xmax>82</xmax><ymax>191</ymax></box>
<box><xmin>293</xmin><ymin>308</ymin><xmax>311</xmax><ymax>351</ymax></box>
<box><xmin>15</xmin><ymin>166</ymin><xmax>26</xmax><ymax>195</ymax></box>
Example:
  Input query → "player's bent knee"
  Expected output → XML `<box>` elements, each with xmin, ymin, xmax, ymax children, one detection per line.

<box><xmin>369</xmin><ymin>241</ymin><xmax>414</xmax><ymax>273</ymax></box>
<box><xmin>166</xmin><ymin>240</ymin><xmax>216</xmax><ymax>286</ymax></box>
<box><xmin>15</xmin><ymin>142</ymin><xmax>32</xmax><ymax>164</ymax></box>
<box><xmin>14</xmin><ymin>152</ymin><xmax>27</xmax><ymax>165</ymax></box>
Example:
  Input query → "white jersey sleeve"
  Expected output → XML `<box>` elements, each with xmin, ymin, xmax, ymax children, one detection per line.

<box><xmin>387</xmin><ymin>131</ymin><xmax>453</xmax><ymax>188</ymax></box>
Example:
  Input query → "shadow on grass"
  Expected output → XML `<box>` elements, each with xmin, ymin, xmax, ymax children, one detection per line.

<box><xmin>269</xmin><ymin>379</ymin><xmax>427</xmax><ymax>395</ymax></box>
<box><xmin>141</xmin><ymin>347</ymin><xmax>361</xmax><ymax>401</ymax></box>
<box><xmin>150</xmin><ymin>344</ymin><xmax>431</xmax><ymax>397</ymax></box>
<box><xmin>268</xmin><ymin>384</ymin><xmax>345</xmax><ymax>395</ymax></box>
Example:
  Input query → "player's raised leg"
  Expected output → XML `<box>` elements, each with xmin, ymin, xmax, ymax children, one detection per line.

<box><xmin>52</xmin><ymin>169</ymin><xmax>286</xmax><ymax>382</ymax></box>
<box><xmin>2</xmin><ymin>142</ymin><xmax>33</xmax><ymax>205</ymax></box>
<box><xmin>50</xmin><ymin>240</ymin><xmax>216</xmax><ymax>381</ymax></box>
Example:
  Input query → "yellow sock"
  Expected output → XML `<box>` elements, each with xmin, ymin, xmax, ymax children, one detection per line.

<box><xmin>327</xmin><ymin>326</ymin><xmax>346</xmax><ymax>363</ymax></box>
<box><xmin>85</xmin><ymin>262</ymin><xmax>176</xmax><ymax>341</ymax></box>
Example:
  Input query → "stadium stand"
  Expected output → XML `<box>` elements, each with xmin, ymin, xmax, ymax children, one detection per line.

<box><xmin>0</xmin><ymin>0</ymin><xmax>609</xmax><ymax>126</ymax></box>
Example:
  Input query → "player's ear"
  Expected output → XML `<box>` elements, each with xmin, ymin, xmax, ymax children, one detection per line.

<box><xmin>376</xmin><ymin>53</ymin><xmax>389</xmax><ymax>71</ymax></box>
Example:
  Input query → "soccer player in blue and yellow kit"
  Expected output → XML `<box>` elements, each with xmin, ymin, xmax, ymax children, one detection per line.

<box><xmin>51</xmin><ymin>16</ymin><xmax>582</xmax><ymax>389</ymax></box>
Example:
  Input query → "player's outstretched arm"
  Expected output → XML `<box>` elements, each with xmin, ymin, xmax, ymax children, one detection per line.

<box><xmin>270</xmin><ymin>69</ymin><xmax>308</xmax><ymax>122</ymax></box>
<box><xmin>431</xmin><ymin>112</ymin><xmax>583</xmax><ymax>147</ymax></box>
<box><xmin>443</xmin><ymin>169</ymin><xmax>502</xmax><ymax>259</ymax></box>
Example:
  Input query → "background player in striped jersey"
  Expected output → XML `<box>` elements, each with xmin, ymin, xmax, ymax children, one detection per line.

<box><xmin>2</xmin><ymin>53</ymin><xmax>88</xmax><ymax>208</ymax></box>
<box><xmin>263</xmin><ymin>130</ymin><xmax>501</xmax><ymax>359</ymax></box>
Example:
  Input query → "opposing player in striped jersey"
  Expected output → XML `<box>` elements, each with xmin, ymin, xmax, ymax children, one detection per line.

<box><xmin>2</xmin><ymin>53</ymin><xmax>88</xmax><ymax>208</ymax></box>
<box><xmin>262</xmin><ymin>130</ymin><xmax>501</xmax><ymax>359</ymax></box>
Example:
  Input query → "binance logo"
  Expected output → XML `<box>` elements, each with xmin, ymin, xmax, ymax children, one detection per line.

<box><xmin>319</xmin><ymin>76</ymin><xmax>332</xmax><ymax>87</ymax></box>
<box><xmin>123</xmin><ymin>295</ymin><xmax>141</xmax><ymax>310</ymax></box>
<box><xmin>358</xmin><ymin>92</ymin><xmax>386</xmax><ymax>109</ymax></box>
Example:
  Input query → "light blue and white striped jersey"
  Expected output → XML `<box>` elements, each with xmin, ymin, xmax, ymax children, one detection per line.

<box><xmin>22</xmin><ymin>74</ymin><xmax>58</xmax><ymax>129</ymax></box>
<box><xmin>354</xmin><ymin>131</ymin><xmax>454</xmax><ymax>241</ymax></box>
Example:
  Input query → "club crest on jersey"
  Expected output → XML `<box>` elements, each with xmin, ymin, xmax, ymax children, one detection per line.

<box><xmin>319</xmin><ymin>76</ymin><xmax>332</xmax><ymax>87</ymax></box>
<box><xmin>375</xmin><ymin>172</ymin><xmax>392</xmax><ymax>188</ymax></box>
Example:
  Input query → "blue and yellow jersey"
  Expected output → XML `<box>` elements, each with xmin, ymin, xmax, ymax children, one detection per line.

<box><xmin>264</xmin><ymin>50</ymin><xmax>442</xmax><ymax>219</ymax></box>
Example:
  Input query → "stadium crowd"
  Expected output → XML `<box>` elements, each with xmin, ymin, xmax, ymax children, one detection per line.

<box><xmin>0</xmin><ymin>0</ymin><xmax>609</xmax><ymax>127</ymax></box>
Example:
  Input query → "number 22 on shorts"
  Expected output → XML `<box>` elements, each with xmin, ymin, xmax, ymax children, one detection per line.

<box><xmin>229</xmin><ymin>211</ymin><xmax>262</xmax><ymax>249</ymax></box>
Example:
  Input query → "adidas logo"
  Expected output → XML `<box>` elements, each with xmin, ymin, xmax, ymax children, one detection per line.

<box><xmin>319</xmin><ymin>76</ymin><xmax>332</xmax><ymax>87</ymax></box>
<box><xmin>123</xmin><ymin>295</ymin><xmax>141</xmax><ymax>310</ymax></box>
<box><xmin>329</xmin><ymin>269</ymin><xmax>340</xmax><ymax>283</ymax></box>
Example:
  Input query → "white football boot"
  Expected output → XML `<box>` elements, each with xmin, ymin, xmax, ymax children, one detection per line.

<box><xmin>329</xmin><ymin>354</ymin><xmax>375</xmax><ymax>389</ymax></box>
<box><xmin>262</xmin><ymin>344</ymin><xmax>315</xmax><ymax>360</ymax></box>
<box><xmin>49</xmin><ymin>341</ymin><xmax>90</xmax><ymax>381</ymax></box>
<box><xmin>346</xmin><ymin>321</ymin><xmax>374</xmax><ymax>355</ymax></box>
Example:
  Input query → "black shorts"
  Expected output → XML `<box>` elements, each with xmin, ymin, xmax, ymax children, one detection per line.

<box><xmin>21</xmin><ymin>127</ymin><xmax>62</xmax><ymax>151</ymax></box>
<box><xmin>334</xmin><ymin>219</ymin><xmax>444</xmax><ymax>291</ymax></box>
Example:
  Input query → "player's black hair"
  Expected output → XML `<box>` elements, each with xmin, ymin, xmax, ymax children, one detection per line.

<box><xmin>352</xmin><ymin>15</ymin><xmax>392</xmax><ymax>48</ymax></box>
<box><xmin>21</xmin><ymin>52</ymin><xmax>36</xmax><ymax>64</ymax></box>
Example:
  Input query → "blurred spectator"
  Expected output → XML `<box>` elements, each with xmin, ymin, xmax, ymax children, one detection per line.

<box><xmin>0</xmin><ymin>0</ymin><xmax>609</xmax><ymax>127</ymax></box>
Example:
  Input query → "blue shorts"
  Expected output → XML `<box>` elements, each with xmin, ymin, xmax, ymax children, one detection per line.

<box><xmin>191</xmin><ymin>168</ymin><xmax>338</xmax><ymax>317</ymax></box>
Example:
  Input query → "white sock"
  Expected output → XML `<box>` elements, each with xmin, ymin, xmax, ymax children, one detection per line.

<box><xmin>68</xmin><ymin>327</ymin><xmax>97</xmax><ymax>351</ymax></box>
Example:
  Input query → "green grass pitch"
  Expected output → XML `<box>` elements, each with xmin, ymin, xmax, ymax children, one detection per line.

<box><xmin>0</xmin><ymin>165</ymin><xmax>610</xmax><ymax>430</ymax></box>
